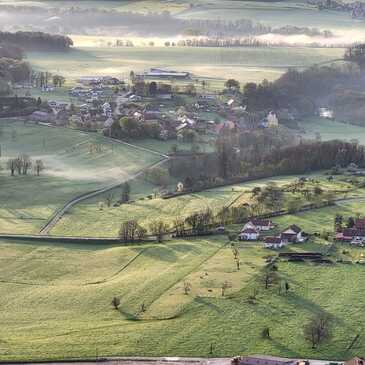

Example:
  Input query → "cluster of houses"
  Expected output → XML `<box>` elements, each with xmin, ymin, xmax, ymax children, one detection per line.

<box><xmin>336</xmin><ymin>218</ymin><xmax>365</xmax><ymax>246</ymax></box>
<box><xmin>238</xmin><ymin>219</ymin><xmax>307</xmax><ymax>249</ymax></box>
<box><xmin>24</xmin><ymin>66</ymin><xmax>286</xmax><ymax>143</ymax></box>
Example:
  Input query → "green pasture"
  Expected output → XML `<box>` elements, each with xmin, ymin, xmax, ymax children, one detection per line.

<box><xmin>2</xmin><ymin>233</ymin><xmax>365</xmax><ymax>360</ymax></box>
<box><xmin>301</xmin><ymin>117</ymin><xmax>365</xmax><ymax>145</ymax></box>
<box><xmin>0</xmin><ymin>120</ymin><xmax>159</xmax><ymax>234</ymax></box>
<box><xmin>51</xmin><ymin>173</ymin><xmax>357</xmax><ymax>237</ymax></box>
<box><xmin>25</xmin><ymin>46</ymin><xmax>344</xmax><ymax>85</ymax></box>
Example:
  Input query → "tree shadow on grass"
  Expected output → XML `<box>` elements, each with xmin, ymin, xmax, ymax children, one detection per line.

<box><xmin>194</xmin><ymin>296</ymin><xmax>224</xmax><ymax>314</ymax></box>
<box><xmin>269</xmin><ymin>338</ymin><xmax>303</xmax><ymax>359</ymax></box>
<box><xmin>140</xmin><ymin>245</ymin><xmax>178</xmax><ymax>262</ymax></box>
<box><xmin>169</xmin><ymin>242</ymin><xmax>202</xmax><ymax>255</ymax></box>
<box><xmin>285</xmin><ymin>292</ymin><xmax>345</xmax><ymax>326</ymax></box>
<box><xmin>118</xmin><ymin>306</ymin><xmax>140</xmax><ymax>321</ymax></box>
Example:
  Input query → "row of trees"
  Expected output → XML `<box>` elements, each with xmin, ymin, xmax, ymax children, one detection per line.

<box><xmin>7</xmin><ymin>155</ymin><xmax>44</xmax><ymax>176</ymax></box>
<box><xmin>0</xmin><ymin>31</ymin><xmax>73</xmax><ymax>51</ymax></box>
<box><xmin>119</xmin><ymin>219</ymin><xmax>169</xmax><ymax>243</ymax></box>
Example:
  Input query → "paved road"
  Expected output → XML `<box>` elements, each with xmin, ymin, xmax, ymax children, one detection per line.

<box><xmin>38</xmin><ymin>133</ymin><xmax>170</xmax><ymax>235</ymax></box>
<box><xmin>0</xmin><ymin>358</ymin><xmax>232</xmax><ymax>365</ymax></box>
<box><xmin>0</xmin><ymin>356</ymin><xmax>342</xmax><ymax>365</ymax></box>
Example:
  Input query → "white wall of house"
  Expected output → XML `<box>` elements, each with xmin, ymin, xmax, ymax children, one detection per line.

<box><xmin>239</xmin><ymin>232</ymin><xmax>259</xmax><ymax>241</ymax></box>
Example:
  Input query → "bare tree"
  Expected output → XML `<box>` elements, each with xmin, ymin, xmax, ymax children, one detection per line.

<box><xmin>304</xmin><ymin>314</ymin><xmax>331</xmax><ymax>348</ymax></box>
<box><xmin>119</xmin><ymin>220</ymin><xmax>144</xmax><ymax>242</ymax></box>
<box><xmin>140</xmin><ymin>302</ymin><xmax>146</xmax><ymax>312</ymax></box>
<box><xmin>136</xmin><ymin>225</ymin><xmax>147</xmax><ymax>241</ymax></box>
<box><xmin>262</xmin><ymin>266</ymin><xmax>278</xmax><ymax>289</ymax></box>
<box><xmin>121</xmin><ymin>182</ymin><xmax>130</xmax><ymax>203</ymax></box>
<box><xmin>183</xmin><ymin>281</ymin><xmax>192</xmax><ymax>295</ymax></box>
<box><xmin>261</xmin><ymin>327</ymin><xmax>271</xmax><ymax>339</ymax></box>
<box><xmin>7</xmin><ymin>158</ymin><xmax>15</xmax><ymax>176</ymax></box>
<box><xmin>105</xmin><ymin>193</ymin><xmax>114</xmax><ymax>208</ymax></box>
<box><xmin>221</xmin><ymin>281</ymin><xmax>231</xmax><ymax>297</ymax></box>
<box><xmin>35</xmin><ymin>159</ymin><xmax>44</xmax><ymax>176</ymax></box>
<box><xmin>173</xmin><ymin>217</ymin><xmax>186</xmax><ymax>237</ymax></box>
<box><xmin>111</xmin><ymin>297</ymin><xmax>120</xmax><ymax>310</ymax></box>
<box><xmin>231</xmin><ymin>245</ymin><xmax>240</xmax><ymax>270</ymax></box>
<box><xmin>14</xmin><ymin>157</ymin><xmax>23</xmax><ymax>175</ymax></box>
<box><xmin>149</xmin><ymin>220</ymin><xmax>169</xmax><ymax>243</ymax></box>
<box><xmin>21</xmin><ymin>154</ymin><xmax>32</xmax><ymax>175</ymax></box>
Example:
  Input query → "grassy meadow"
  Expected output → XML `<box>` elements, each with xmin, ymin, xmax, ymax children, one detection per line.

<box><xmin>0</xmin><ymin>120</ymin><xmax>159</xmax><ymax>234</ymax></box>
<box><xmin>301</xmin><ymin>117</ymin><xmax>365</xmax><ymax>145</ymax></box>
<box><xmin>26</xmin><ymin>46</ymin><xmax>344</xmax><ymax>85</ymax></box>
<box><xmin>2</xmin><ymin>230</ymin><xmax>365</xmax><ymax>360</ymax></box>
<box><xmin>50</xmin><ymin>173</ymin><xmax>361</xmax><ymax>238</ymax></box>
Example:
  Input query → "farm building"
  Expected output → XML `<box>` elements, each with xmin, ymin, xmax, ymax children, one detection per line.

<box><xmin>139</xmin><ymin>68</ymin><xmax>191</xmax><ymax>80</ymax></box>
<box><xmin>281</xmin><ymin>225</ymin><xmax>306</xmax><ymax>243</ymax></box>
<box><xmin>355</xmin><ymin>218</ymin><xmax>365</xmax><ymax>229</ymax></box>
<box><xmin>264</xmin><ymin>225</ymin><xmax>306</xmax><ymax>249</ymax></box>
<box><xmin>336</xmin><ymin>228</ymin><xmax>365</xmax><ymax>245</ymax></box>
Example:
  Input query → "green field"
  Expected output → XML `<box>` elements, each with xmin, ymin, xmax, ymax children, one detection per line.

<box><xmin>26</xmin><ymin>46</ymin><xmax>344</xmax><ymax>85</ymax></box>
<box><xmin>0</xmin><ymin>120</ymin><xmax>160</xmax><ymax>234</ymax></box>
<box><xmin>177</xmin><ymin>0</ymin><xmax>365</xmax><ymax>34</ymax></box>
<box><xmin>2</xmin><ymin>227</ymin><xmax>365</xmax><ymax>360</ymax></box>
<box><xmin>50</xmin><ymin>173</ymin><xmax>360</xmax><ymax>238</ymax></box>
<box><xmin>301</xmin><ymin>117</ymin><xmax>365</xmax><ymax>145</ymax></box>
<box><xmin>5</xmin><ymin>0</ymin><xmax>365</xmax><ymax>36</ymax></box>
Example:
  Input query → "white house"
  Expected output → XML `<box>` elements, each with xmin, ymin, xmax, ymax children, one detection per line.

<box><xmin>267</xmin><ymin>111</ymin><xmax>279</xmax><ymax>127</ymax></box>
<box><xmin>264</xmin><ymin>236</ymin><xmax>284</xmax><ymax>249</ymax></box>
<box><xmin>239</xmin><ymin>228</ymin><xmax>260</xmax><ymax>241</ymax></box>
<box><xmin>243</xmin><ymin>219</ymin><xmax>274</xmax><ymax>232</ymax></box>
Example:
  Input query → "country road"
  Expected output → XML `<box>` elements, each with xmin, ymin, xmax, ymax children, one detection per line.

<box><xmin>0</xmin><ymin>358</ymin><xmax>231</xmax><ymax>365</ymax></box>
<box><xmin>0</xmin><ymin>356</ymin><xmax>341</xmax><ymax>365</ymax></box>
<box><xmin>38</xmin><ymin>135</ymin><xmax>170</xmax><ymax>235</ymax></box>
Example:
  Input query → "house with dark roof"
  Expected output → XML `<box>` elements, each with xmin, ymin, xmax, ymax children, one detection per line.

<box><xmin>264</xmin><ymin>236</ymin><xmax>284</xmax><ymax>249</ymax></box>
<box><xmin>281</xmin><ymin>225</ymin><xmax>306</xmax><ymax>243</ymax></box>
<box><xmin>244</xmin><ymin>219</ymin><xmax>274</xmax><ymax>232</ymax></box>
<box><xmin>336</xmin><ymin>228</ymin><xmax>365</xmax><ymax>245</ymax></box>
<box><xmin>355</xmin><ymin>218</ymin><xmax>365</xmax><ymax>230</ymax></box>
<box><xmin>264</xmin><ymin>225</ymin><xmax>306</xmax><ymax>249</ymax></box>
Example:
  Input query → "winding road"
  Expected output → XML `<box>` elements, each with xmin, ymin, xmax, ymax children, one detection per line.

<box><xmin>39</xmin><ymin>137</ymin><xmax>170</xmax><ymax>235</ymax></box>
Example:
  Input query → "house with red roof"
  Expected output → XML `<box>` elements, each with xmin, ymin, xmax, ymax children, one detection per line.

<box><xmin>336</xmin><ymin>228</ymin><xmax>365</xmax><ymax>245</ymax></box>
<box><xmin>355</xmin><ymin>218</ymin><xmax>365</xmax><ymax>230</ymax></box>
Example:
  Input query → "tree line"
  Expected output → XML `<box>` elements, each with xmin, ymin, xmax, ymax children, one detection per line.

<box><xmin>169</xmin><ymin>134</ymin><xmax>365</xmax><ymax>188</ymax></box>
<box><xmin>0</xmin><ymin>31</ymin><xmax>73</xmax><ymax>51</ymax></box>
<box><xmin>6</xmin><ymin>154</ymin><xmax>44</xmax><ymax>176</ymax></box>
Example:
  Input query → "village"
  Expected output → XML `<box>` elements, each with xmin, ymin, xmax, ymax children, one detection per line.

<box><xmin>17</xmin><ymin>68</ymin><xmax>282</xmax><ymax>147</ymax></box>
